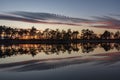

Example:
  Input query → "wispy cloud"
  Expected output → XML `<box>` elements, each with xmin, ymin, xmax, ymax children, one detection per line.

<box><xmin>0</xmin><ymin>11</ymin><xmax>120</xmax><ymax>29</ymax></box>
<box><xmin>0</xmin><ymin>11</ymin><xmax>90</xmax><ymax>26</ymax></box>
<box><xmin>92</xmin><ymin>16</ymin><xmax>120</xmax><ymax>29</ymax></box>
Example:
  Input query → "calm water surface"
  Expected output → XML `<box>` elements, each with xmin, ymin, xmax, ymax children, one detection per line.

<box><xmin>0</xmin><ymin>43</ymin><xmax>120</xmax><ymax>80</ymax></box>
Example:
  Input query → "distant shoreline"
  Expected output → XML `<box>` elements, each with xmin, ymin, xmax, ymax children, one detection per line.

<box><xmin>0</xmin><ymin>39</ymin><xmax>120</xmax><ymax>44</ymax></box>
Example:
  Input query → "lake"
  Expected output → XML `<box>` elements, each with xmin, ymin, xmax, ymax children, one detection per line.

<box><xmin>0</xmin><ymin>43</ymin><xmax>120</xmax><ymax>80</ymax></box>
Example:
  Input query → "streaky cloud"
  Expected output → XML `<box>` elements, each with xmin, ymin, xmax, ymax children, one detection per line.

<box><xmin>0</xmin><ymin>14</ymin><xmax>40</xmax><ymax>23</ymax></box>
<box><xmin>0</xmin><ymin>14</ymin><xmax>81</xmax><ymax>26</ymax></box>
<box><xmin>92</xmin><ymin>16</ymin><xmax>120</xmax><ymax>29</ymax></box>
<box><xmin>9</xmin><ymin>11</ymin><xmax>90</xmax><ymax>23</ymax></box>
<box><xmin>0</xmin><ymin>11</ymin><xmax>120</xmax><ymax>29</ymax></box>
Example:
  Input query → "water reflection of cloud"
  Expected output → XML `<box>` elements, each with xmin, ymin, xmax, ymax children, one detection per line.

<box><xmin>0</xmin><ymin>51</ymin><xmax>120</xmax><ymax>72</ymax></box>
<box><xmin>93</xmin><ymin>52</ymin><xmax>120</xmax><ymax>65</ymax></box>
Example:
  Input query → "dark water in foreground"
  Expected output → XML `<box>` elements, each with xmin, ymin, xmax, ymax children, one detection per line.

<box><xmin>0</xmin><ymin>43</ymin><xmax>120</xmax><ymax>80</ymax></box>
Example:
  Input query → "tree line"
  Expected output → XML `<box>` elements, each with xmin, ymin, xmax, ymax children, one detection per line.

<box><xmin>0</xmin><ymin>25</ymin><xmax>120</xmax><ymax>40</ymax></box>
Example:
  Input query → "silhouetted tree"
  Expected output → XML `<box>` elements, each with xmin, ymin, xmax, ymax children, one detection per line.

<box><xmin>30</xmin><ymin>26</ymin><xmax>37</xmax><ymax>39</ymax></box>
<box><xmin>72</xmin><ymin>31</ymin><xmax>79</xmax><ymax>39</ymax></box>
<box><xmin>114</xmin><ymin>31</ymin><xmax>120</xmax><ymax>39</ymax></box>
<box><xmin>81</xmin><ymin>29</ymin><xmax>96</xmax><ymax>39</ymax></box>
<box><xmin>101</xmin><ymin>30</ymin><xmax>111</xmax><ymax>39</ymax></box>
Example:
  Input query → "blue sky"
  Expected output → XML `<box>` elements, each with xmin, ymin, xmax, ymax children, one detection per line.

<box><xmin>0</xmin><ymin>0</ymin><xmax>120</xmax><ymax>18</ymax></box>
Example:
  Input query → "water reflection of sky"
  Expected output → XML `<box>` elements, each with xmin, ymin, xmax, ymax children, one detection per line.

<box><xmin>0</xmin><ymin>43</ymin><xmax>120</xmax><ymax>80</ymax></box>
<box><xmin>0</xmin><ymin>61</ymin><xmax>120</xmax><ymax>80</ymax></box>
<box><xmin>0</xmin><ymin>43</ymin><xmax>120</xmax><ymax>72</ymax></box>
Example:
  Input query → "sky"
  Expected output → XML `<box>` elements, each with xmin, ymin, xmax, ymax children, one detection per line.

<box><xmin>0</xmin><ymin>0</ymin><xmax>120</xmax><ymax>18</ymax></box>
<box><xmin>0</xmin><ymin>0</ymin><xmax>120</xmax><ymax>32</ymax></box>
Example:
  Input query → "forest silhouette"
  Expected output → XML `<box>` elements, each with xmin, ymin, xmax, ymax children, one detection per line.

<box><xmin>0</xmin><ymin>25</ymin><xmax>120</xmax><ymax>41</ymax></box>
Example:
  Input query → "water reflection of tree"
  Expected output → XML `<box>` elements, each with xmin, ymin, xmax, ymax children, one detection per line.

<box><xmin>71</xmin><ymin>43</ymin><xmax>79</xmax><ymax>52</ymax></box>
<box><xmin>114</xmin><ymin>43</ymin><xmax>120</xmax><ymax>51</ymax></box>
<box><xmin>81</xmin><ymin>43</ymin><xmax>98</xmax><ymax>53</ymax></box>
<box><xmin>0</xmin><ymin>43</ymin><xmax>120</xmax><ymax>58</ymax></box>
<box><xmin>100</xmin><ymin>43</ymin><xmax>114</xmax><ymax>51</ymax></box>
